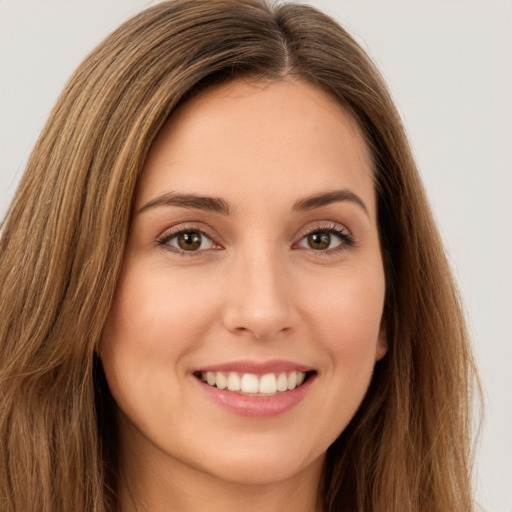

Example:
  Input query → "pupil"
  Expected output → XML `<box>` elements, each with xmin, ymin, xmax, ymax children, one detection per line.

<box><xmin>308</xmin><ymin>232</ymin><xmax>330</xmax><ymax>250</ymax></box>
<box><xmin>178</xmin><ymin>232</ymin><xmax>202</xmax><ymax>250</ymax></box>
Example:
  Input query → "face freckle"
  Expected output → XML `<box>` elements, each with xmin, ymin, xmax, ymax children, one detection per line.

<box><xmin>100</xmin><ymin>78</ymin><xmax>387</xmax><ymax>491</ymax></box>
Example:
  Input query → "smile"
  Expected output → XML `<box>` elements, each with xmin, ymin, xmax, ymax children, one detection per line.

<box><xmin>196</xmin><ymin>370</ymin><xmax>307</xmax><ymax>396</ymax></box>
<box><xmin>193</xmin><ymin>361</ymin><xmax>316</xmax><ymax>417</ymax></box>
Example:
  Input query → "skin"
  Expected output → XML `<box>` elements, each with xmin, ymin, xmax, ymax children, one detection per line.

<box><xmin>100</xmin><ymin>78</ymin><xmax>387</xmax><ymax>512</ymax></box>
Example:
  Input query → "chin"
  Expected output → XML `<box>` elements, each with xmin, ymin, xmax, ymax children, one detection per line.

<box><xmin>206</xmin><ymin>452</ymin><xmax>322</xmax><ymax>487</ymax></box>
<box><xmin>183</xmin><ymin>433</ymin><xmax>325</xmax><ymax>486</ymax></box>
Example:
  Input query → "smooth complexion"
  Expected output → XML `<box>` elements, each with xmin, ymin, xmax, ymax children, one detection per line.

<box><xmin>100</xmin><ymin>79</ymin><xmax>387</xmax><ymax>512</ymax></box>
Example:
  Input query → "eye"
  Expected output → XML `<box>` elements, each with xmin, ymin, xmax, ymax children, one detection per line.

<box><xmin>159</xmin><ymin>229</ymin><xmax>217</xmax><ymax>252</ymax></box>
<box><xmin>296</xmin><ymin>226</ymin><xmax>353</xmax><ymax>252</ymax></box>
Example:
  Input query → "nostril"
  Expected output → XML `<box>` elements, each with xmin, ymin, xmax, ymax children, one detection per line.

<box><xmin>232</xmin><ymin>325</ymin><xmax>293</xmax><ymax>341</ymax></box>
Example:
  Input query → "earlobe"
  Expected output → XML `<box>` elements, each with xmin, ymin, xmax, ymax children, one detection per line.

<box><xmin>375</xmin><ymin>321</ymin><xmax>388</xmax><ymax>361</ymax></box>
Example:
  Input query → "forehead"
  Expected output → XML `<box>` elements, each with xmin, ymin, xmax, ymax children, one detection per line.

<box><xmin>137</xmin><ymin>78</ymin><xmax>375</xmax><ymax>216</ymax></box>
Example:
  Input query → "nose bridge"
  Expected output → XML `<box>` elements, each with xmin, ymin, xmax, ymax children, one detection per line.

<box><xmin>222</xmin><ymin>241</ymin><xmax>295</xmax><ymax>339</ymax></box>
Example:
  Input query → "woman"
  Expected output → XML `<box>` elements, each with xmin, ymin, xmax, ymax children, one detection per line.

<box><xmin>0</xmin><ymin>1</ymin><xmax>480</xmax><ymax>511</ymax></box>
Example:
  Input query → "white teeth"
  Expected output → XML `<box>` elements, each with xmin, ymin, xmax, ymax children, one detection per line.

<box><xmin>227</xmin><ymin>372</ymin><xmax>241</xmax><ymax>391</ymax></box>
<box><xmin>200</xmin><ymin>370</ymin><xmax>307</xmax><ymax>395</ymax></box>
<box><xmin>276</xmin><ymin>372</ymin><xmax>288</xmax><ymax>392</ymax></box>
<box><xmin>259</xmin><ymin>373</ymin><xmax>277</xmax><ymax>394</ymax></box>
<box><xmin>287</xmin><ymin>371</ymin><xmax>297</xmax><ymax>390</ymax></box>
<box><xmin>216</xmin><ymin>372</ymin><xmax>227</xmax><ymax>390</ymax></box>
<box><xmin>240</xmin><ymin>373</ymin><xmax>259</xmax><ymax>393</ymax></box>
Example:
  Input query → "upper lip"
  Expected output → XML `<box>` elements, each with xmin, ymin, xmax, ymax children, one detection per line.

<box><xmin>194</xmin><ymin>359</ymin><xmax>315</xmax><ymax>375</ymax></box>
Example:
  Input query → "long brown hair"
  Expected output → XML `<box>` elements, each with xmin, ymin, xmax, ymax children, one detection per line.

<box><xmin>0</xmin><ymin>1</ymin><xmax>480</xmax><ymax>510</ymax></box>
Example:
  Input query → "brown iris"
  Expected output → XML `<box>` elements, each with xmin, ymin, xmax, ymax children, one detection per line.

<box><xmin>307</xmin><ymin>232</ymin><xmax>331</xmax><ymax>250</ymax></box>
<box><xmin>177</xmin><ymin>231</ymin><xmax>202</xmax><ymax>250</ymax></box>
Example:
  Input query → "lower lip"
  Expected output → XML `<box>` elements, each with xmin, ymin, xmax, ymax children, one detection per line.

<box><xmin>195</xmin><ymin>375</ymin><xmax>315</xmax><ymax>418</ymax></box>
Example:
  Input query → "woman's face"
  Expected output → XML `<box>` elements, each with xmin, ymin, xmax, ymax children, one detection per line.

<box><xmin>100</xmin><ymin>79</ymin><xmax>387</xmax><ymax>487</ymax></box>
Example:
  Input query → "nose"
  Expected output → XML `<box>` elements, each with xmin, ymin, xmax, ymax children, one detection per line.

<box><xmin>221</xmin><ymin>247</ymin><xmax>297</xmax><ymax>341</ymax></box>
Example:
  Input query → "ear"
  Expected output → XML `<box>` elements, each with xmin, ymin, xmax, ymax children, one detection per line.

<box><xmin>375</xmin><ymin>319</ymin><xmax>388</xmax><ymax>361</ymax></box>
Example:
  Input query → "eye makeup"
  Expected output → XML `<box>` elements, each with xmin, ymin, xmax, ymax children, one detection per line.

<box><xmin>155</xmin><ymin>219</ymin><xmax>355</xmax><ymax>258</ymax></box>
<box><xmin>293</xmin><ymin>221</ymin><xmax>355</xmax><ymax>255</ymax></box>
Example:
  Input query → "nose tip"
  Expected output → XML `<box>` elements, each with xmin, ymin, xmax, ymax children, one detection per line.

<box><xmin>223</xmin><ymin>295</ymin><xmax>294</xmax><ymax>341</ymax></box>
<box><xmin>221</xmin><ymin>257</ymin><xmax>296</xmax><ymax>341</ymax></box>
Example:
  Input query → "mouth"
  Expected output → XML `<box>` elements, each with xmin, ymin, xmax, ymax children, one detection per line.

<box><xmin>194</xmin><ymin>369</ymin><xmax>315</xmax><ymax>397</ymax></box>
<box><xmin>192</xmin><ymin>360</ymin><xmax>317</xmax><ymax>417</ymax></box>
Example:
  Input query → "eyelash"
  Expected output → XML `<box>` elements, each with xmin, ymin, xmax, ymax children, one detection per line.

<box><xmin>156</xmin><ymin>222</ymin><xmax>355</xmax><ymax>257</ymax></box>
<box><xmin>156</xmin><ymin>224</ymin><xmax>220</xmax><ymax>258</ymax></box>
<box><xmin>295</xmin><ymin>223</ymin><xmax>355</xmax><ymax>254</ymax></box>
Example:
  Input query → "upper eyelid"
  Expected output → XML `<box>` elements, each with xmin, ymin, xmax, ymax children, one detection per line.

<box><xmin>294</xmin><ymin>221</ymin><xmax>351</xmax><ymax>239</ymax></box>
<box><xmin>158</xmin><ymin>222</ymin><xmax>221</xmax><ymax>242</ymax></box>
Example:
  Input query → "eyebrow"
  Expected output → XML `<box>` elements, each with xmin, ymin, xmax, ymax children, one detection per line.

<box><xmin>137</xmin><ymin>188</ymin><xmax>368</xmax><ymax>217</ymax></box>
<box><xmin>292</xmin><ymin>189</ymin><xmax>369</xmax><ymax>217</ymax></box>
<box><xmin>138</xmin><ymin>192</ymin><xmax>231</xmax><ymax>215</ymax></box>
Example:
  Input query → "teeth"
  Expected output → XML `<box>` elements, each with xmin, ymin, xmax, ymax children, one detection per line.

<box><xmin>287</xmin><ymin>371</ymin><xmax>297</xmax><ymax>390</ymax></box>
<box><xmin>227</xmin><ymin>372</ymin><xmax>241</xmax><ymax>391</ymax></box>
<box><xmin>199</xmin><ymin>370</ymin><xmax>307</xmax><ymax>395</ymax></box>
<box><xmin>276</xmin><ymin>372</ymin><xmax>288</xmax><ymax>392</ymax></box>
<box><xmin>216</xmin><ymin>372</ymin><xmax>227</xmax><ymax>390</ymax></box>
<box><xmin>240</xmin><ymin>373</ymin><xmax>259</xmax><ymax>393</ymax></box>
<box><xmin>259</xmin><ymin>373</ymin><xmax>277</xmax><ymax>394</ymax></box>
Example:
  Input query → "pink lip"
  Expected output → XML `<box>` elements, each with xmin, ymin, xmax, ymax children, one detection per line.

<box><xmin>195</xmin><ymin>359</ymin><xmax>314</xmax><ymax>375</ymax></box>
<box><xmin>192</xmin><ymin>360</ymin><xmax>316</xmax><ymax>418</ymax></box>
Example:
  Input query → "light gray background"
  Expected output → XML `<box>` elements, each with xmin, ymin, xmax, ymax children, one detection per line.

<box><xmin>1</xmin><ymin>1</ymin><xmax>511</xmax><ymax>510</ymax></box>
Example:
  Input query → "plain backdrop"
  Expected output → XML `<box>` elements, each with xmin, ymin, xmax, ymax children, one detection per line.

<box><xmin>1</xmin><ymin>1</ymin><xmax>511</xmax><ymax>510</ymax></box>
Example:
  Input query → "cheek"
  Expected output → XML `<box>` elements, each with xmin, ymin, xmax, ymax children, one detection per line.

<box><xmin>99</xmin><ymin>267</ymin><xmax>202</xmax><ymax>400</ymax></box>
<box><xmin>300</xmin><ymin>273</ymin><xmax>385</xmax><ymax>443</ymax></box>
<box><xmin>300</xmin><ymin>264</ymin><xmax>385</xmax><ymax>412</ymax></box>
<box><xmin>302</xmin><ymin>264</ymin><xmax>385</xmax><ymax>352</ymax></box>
<box><xmin>98</xmin><ymin>265</ymin><xmax>221</xmax><ymax>441</ymax></box>
<box><xmin>102</xmin><ymin>266</ymin><xmax>213</xmax><ymax>355</ymax></box>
